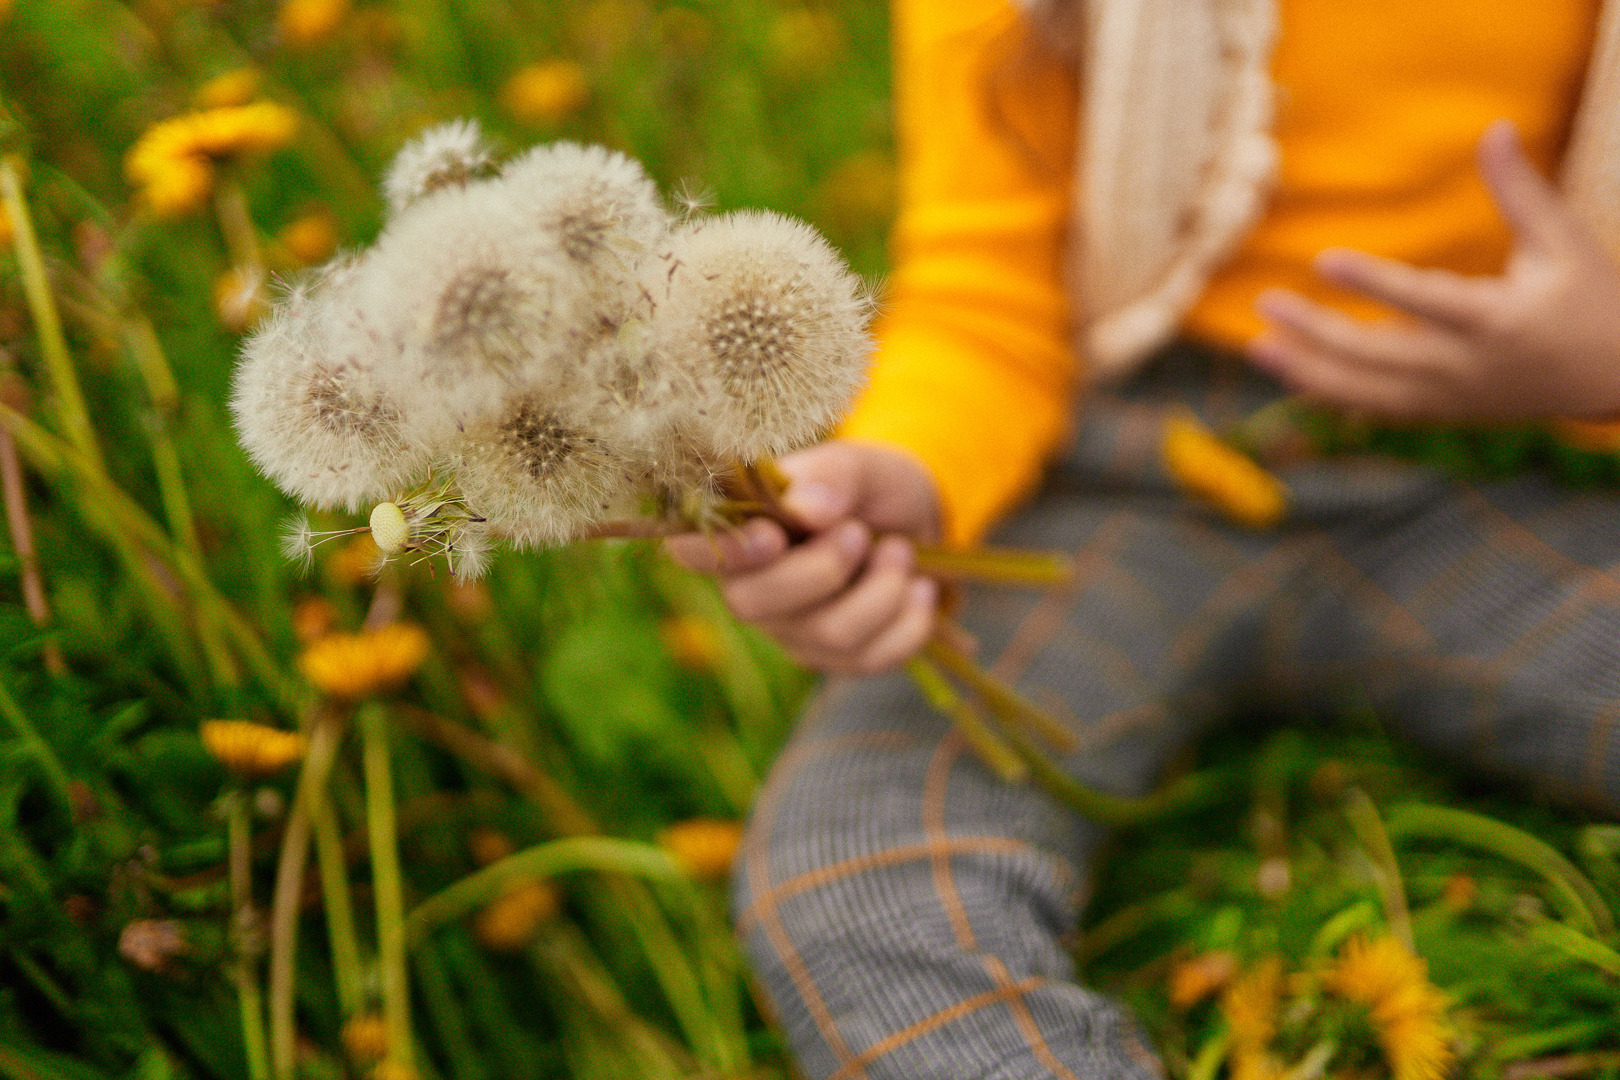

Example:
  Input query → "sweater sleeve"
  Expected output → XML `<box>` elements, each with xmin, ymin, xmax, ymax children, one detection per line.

<box><xmin>837</xmin><ymin>0</ymin><xmax>1080</xmax><ymax>547</ymax></box>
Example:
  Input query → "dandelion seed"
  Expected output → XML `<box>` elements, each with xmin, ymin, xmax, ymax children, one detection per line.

<box><xmin>651</xmin><ymin>210</ymin><xmax>872</xmax><ymax>461</ymax></box>
<box><xmin>451</xmin><ymin>394</ymin><xmax>632</xmax><ymax>548</ymax></box>
<box><xmin>369</xmin><ymin>501</ymin><xmax>410</xmax><ymax>553</ymax></box>
<box><xmin>500</xmin><ymin>141</ymin><xmax>669</xmax><ymax>269</ymax></box>
<box><xmin>382</xmin><ymin>119</ymin><xmax>494</xmax><ymax>217</ymax></box>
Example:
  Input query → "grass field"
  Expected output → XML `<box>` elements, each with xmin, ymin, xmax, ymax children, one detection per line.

<box><xmin>0</xmin><ymin>2</ymin><xmax>1618</xmax><ymax>1078</ymax></box>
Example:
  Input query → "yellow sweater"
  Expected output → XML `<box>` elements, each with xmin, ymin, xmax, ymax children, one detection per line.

<box><xmin>840</xmin><ymin>0</ymin><xmax>1599</xmax><ymax>545</ymax></box>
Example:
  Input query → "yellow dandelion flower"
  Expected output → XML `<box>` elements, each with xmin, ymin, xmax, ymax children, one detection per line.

<box><xmin>341</xmin><ymin>1012</ymin><xmax>389</xmax><ymax>1060</ymax></box>
<box><xmin>213</xmin><ymin>266</ymin><xmax>270</xmax><ymax>332</ymax></box>
<box><xmin>473</xmin><ymin>880</ymin><xmax>562</xmax><ymax>951</ymax></box>
<box><xmin>659</xmin><ymin>818</ymin><xmax>744</xmax><ymax>882</ymax></box>
<box><xmin>1162</xmin><ymin>407</ymin><xmax>1287</xmax><ymax>530</ymax></box>
<box><xmin>661</xmin><ymin>614</ymin><xmax>724</xmax><ymax>671</ymax></box>
<box><xmin>1221</xmin><ymin>955</ymin><xmax>1288</xmax><ymax>1080</ymax></box>
<box><xmin>372</xmin><ymin>1061</ymin><xmax>417</xmax><ymax>1080</ymax></box>
<box><xmin>195</xmin><ymin>69</ymin><xmax>261</xmax><ymax>110</ymax></box>
<box><xmin>200</xmin><ymin>719</ymin><xmax>307</xmax><ymax>778</ymax></box>
<box><xmin>1322</xmin><ymin>935</ymin><xmax>1453</xmax><ymax>1080</ymax></box>
<box><xmin>278</xmin><ymin>209</ymin><xmax>338</xmax><ymax>265</ymax></box>
<box><xmin>298</xmin><ymin>623</ymin><xmax>431</xmax><ymax>700</ymax></box>
<box><xmin>125</xmin><ymin>103</ymin><xmax>298</xmax><ymax>219</ymax></box>
<box><xmin>1169</xmin><ymin>949</ymin><xmax>1237</xmax><ymax>1009</ymax></box>
<box><xmin>1554</xmin><ymin>416</ymin><xmax>1620</xmax><ymax>453</ymax></box>
<box><xmin>0</xmin><ymin>204</ymin><xmax>12</xmax><ymax>249</ymax></box>
<box><xmin>278</xmin><ymin>0</ymin><xmax>351</xmax><ymax>47</ymax></box>
<box><xmin>500</xmin><ymin>61</ymin><xmax>590</xmax><ymax>126</ymax></box>
<box><xmin>327</xmin><ymin>533</ymin><xmax>383</xmax><ymax>587</ymax></box>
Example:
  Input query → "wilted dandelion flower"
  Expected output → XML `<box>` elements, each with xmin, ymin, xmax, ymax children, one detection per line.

<box><xmin>652</xmin><ymin>210</ymin><xmax>871</xmax><ymax>462</ymax></box>
<box><xmin>1323</xmin><ymin>935</ymin><xmax>1453</xmax><ymax>1080</ymax></box>
<box><xmin>382</xmin><ymin>119</ymin><xmax>494</xmax><ymax>217</ymax></box>
<box><xmin>451</xmin><ymin>393</ymin><xmax>634</xmax><ymax>547</ymax></box>
<box><xmin>200</xmin><ymin>719</ymin><xmax>307</xmax><ymax>778</ymax></box>
<box><xmin>299</xmin><ymin>622</ymin><xmax>430</xmax><ymax>699</ymax></box>
<box><xmin>500</xmin><ymin>141</ymin><xmax>669</xmax><ymax>271</ymax></box>
<box><xmin>474</xmin><ymin>880</ymin><xmax>562</xmax><ymax>951</ymax></box>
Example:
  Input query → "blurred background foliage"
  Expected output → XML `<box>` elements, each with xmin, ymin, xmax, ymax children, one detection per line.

<box><xmin>0</xmin><ymin>2</ymin><xmax>1617</xmax><ymax>1079</ymax></box>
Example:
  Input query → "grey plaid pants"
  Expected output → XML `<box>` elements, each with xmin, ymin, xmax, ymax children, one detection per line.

<box><xmin>732</xmin><ymin>344</ymin><xmax>1620</xmax><ymax>1080</ymax></box>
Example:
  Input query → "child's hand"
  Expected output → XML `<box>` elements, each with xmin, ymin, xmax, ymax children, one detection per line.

<box><xmin>1248</xmin><ymin>119</ymin><xmax>1620</xmax><ymax>421</ymax></box>
<box><xmin>665</xmin><ymin>441</ymin><xmax>942</xmax><ymax>675</ymax></box>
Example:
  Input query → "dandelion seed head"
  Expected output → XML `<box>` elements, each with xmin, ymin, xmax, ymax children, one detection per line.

<box><xmin>232</xmin><ymin>284</ymin><xmax>430</xmax><ymax>510</ymax></box>
<box><xmin>450</xmin><ymin>394</ymin><xmax>632</xmax><ymax>548</ymax></box>
<box><xmin>500</xmin><ymin>141</ymin><xmax>669</xmax><ymax>269</ymax></box>
<box><xmin>651</xmin><ymin>210</ymin><xmax>871</xmax><ymax>461</ymax></box>
<box><xmin>363</xmin><ymin>183</ymin><xmax>588</xmax><ymax>439</ymax></box>
<box><xmin>383</xmin><ymin>119</ymin><xmax>494</xmax><ymax>217</ymax></box>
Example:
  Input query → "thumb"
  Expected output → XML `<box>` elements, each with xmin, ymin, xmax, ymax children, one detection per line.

<box><xmin>775</xmin><ymin>443</ymin><xmax>863</xmax><ymax>531</ymax></box>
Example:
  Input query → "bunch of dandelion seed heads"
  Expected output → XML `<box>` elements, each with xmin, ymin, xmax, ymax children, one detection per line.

<box><xmin>232</xmin><ymin>119</ymin><xmax>873</xmax><ymax>579</ymax></box>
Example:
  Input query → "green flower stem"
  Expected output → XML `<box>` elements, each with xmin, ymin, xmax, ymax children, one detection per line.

<box><xmin>0</xmin><ymin>402</ymin><xmax>63</xmax><ymax>676</ymax></box>
<box><xmin>414</xmin><ymin>945</ymin><xmax>488</xmax><ymax>1080</ymax></box>
<box><xmin>1343</xmin><ymin>787</ymin><xmax>1413</xmax><ymax>950</ymax></box>
<box><xmin>0</xmin><ymin>674</ymin><xmax>72</xmax><ymax>811</ymax></box>
<box><xmin>0</xmin><ymin>405</ymin><xmax>294</xmax><ymax>709</ymax></box>
<box><xmin>310</xmin><ymin>794</ymin><xmax>365</xmax><ymax>1019</ymax></box>
<box><xmin>361</xmin><ymin>702</ymin><xmax>412</xmax><ymax>1073</ymax></box>
<box><xmin>0</xmin><ymin>156</ymin><xmax>101</xmax><ymax>471</ymax></box>
<box><xmin>213</xmin><ymin>179</ymin><xmax>263</xmax><ymax>272</ymax></box>
<box><xmin>925</xmin><ymin>636</ymin><xmax>1077</xmax><ymax>750</ymax></box>
<box><xmin>906</xmin><ymin>657</ymin><xmax>1028</xmax><ymax>783</ymax></box>
<box><xmin>912</xmin><ymin>545</ymin><xmax>1075</xmax><ymax>588</ymax></box>
<box><xmin>1186</xmin><ymin>1027</ymin><xmax>1229</xmax><ymax>1080</ymax></box>
<box><xmin>1524</xmin><ymin>918</ymin><xmax>1620</xmax><ymax>978</ymax></box>
<box><xmin>405</xmin><ymin>838</ymin><xmax>685</xmax><ymax>945</ymax></box>
<box><xmin>225</xmin><ymin>790</ymin><xmax>271</xmax><ymax>1080</ymax></box>
<box><xmin>267</xmin><ymin>711</ymin><xmax>344</xmax><ymax>1080</ymax></box>
<box><xmin>1385</xmin><ymin>803</ymin><xmax>1615</xmax><ymax>936</ymax></box>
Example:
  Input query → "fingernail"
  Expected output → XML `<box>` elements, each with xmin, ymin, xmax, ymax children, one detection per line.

<box><xmin>784</xmin><ymin>481</ymin><xmax>839</xmax><ymax>523</ymax></box>
<box><xmin>837</xmin><ymin>521</ymin><xmax>869</xmax><ymax>558</ymax></box>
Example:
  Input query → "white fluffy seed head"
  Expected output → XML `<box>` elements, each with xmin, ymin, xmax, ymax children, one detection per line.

<box><xmin>448</xmin><ymin>393</ymin><xmax>634</xmax><ymax>548</ymax></box>
<box><xmin>360</xmin><ymin>182</ymin><xmax>591</xmax><ymax>442</ymax></box>
<box><xmin>500</xmin><ymin>141</ymin><xmax>670</xmax><ymax>273</ymax></box>
<box><xmin>648</xmin><ymin>210</ymin><xmax>873</xmax><ymax>462</ymax></box>
<box><xmin>383</xmin><ymin>119</ymin><xmax>495</xmax><ymax>217</ymax></box>
<box><xmin>231</xmin><ymin>274</ymin><xmax>431</xmax><ymax>511</ymax></box>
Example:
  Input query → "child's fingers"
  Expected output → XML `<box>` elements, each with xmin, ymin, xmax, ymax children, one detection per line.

<box><xmin>1248</xmin><ymin>330</ymin><xmax>1451</xmax><ymax>418</ymax></box>
<box><xmin>664</xmin><ymin>517</ymin><xmax>788</xmax><ymax>575</ymax></box>
<box><xmin>722</xmin><ymin>520</ymin><xmax>871</xmax><ymax>622</ymax></box>
<box><xmin>769</xmin><ymin>537</ymin><xmax>915</xmax><ymax>657</ymax></box>
<box><xmin>851</xmin><ymin>578</ymin><xmax>939</xmax><ymax>674</ymax></box>
<box><xmin>1314</xmin><ymin>248</ymin><xmax>1487</xmax><ymax>330</ymax></box>
<box><xmin>1477</xmin><ymin>118</ymin><xmax>1575</xmax><ymax>254</ymax></box>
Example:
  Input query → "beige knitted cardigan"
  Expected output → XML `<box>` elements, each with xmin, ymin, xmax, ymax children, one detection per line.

<box><xmin>1015</xmin><ymin>0</ymin><xmax>1620</xmax><ymax>381</ymax></box>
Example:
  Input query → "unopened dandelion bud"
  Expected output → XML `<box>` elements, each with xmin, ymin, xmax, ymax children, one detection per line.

<box><xmin>369</xmin><ymin>501</ymin><xmax>409</xmax><ymax>553</ymax></box>
<box><xmin>383</xmin><ymin>119</ymin><xmax>493</xmax><ymax>217</ymax></box>
<box><xmin>651</xmin><ymin>210</ymin><xmax>872</xmax><ymax>461</ymax></box>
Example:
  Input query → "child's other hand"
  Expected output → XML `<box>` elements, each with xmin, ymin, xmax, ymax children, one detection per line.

<box><xmin>664</xmin><ymin>441</ymin><xmax>943</xmax><ymax>674</ymax></box>
<box><xmin>1248</xmin><ymin>119</ymin><xmax>1620</xmax><ymax>421</ymax></box>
